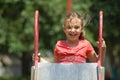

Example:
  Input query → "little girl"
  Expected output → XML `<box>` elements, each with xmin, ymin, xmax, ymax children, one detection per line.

<box><xmin>54</xmin><ymin>12</ymin><xmax>106</xmax><ymax>63</ymax></box>
<box><xmin>33</xmin><ymin>12</ymin><xmax>106</xmax><ymax>64</ymax></box>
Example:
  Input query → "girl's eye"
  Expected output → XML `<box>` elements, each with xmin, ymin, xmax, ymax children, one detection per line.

<box><xmin>75</xmin><ymin>26</ymin><xmax>80</xmax><ymax>29</ymax></box>
<box><xmin>67</xmin><ymin>26</ymin><xmax>71</xmax><ymax>29</ymax></box>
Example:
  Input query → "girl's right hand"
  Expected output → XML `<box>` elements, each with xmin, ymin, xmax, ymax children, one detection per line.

<box><xmin>32</xmin><ymin>53</ymin><xmax>41</xmax><ymax>62</ymax></box>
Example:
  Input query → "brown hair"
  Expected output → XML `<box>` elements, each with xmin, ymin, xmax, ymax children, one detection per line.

<box><xmin>63</xmin><ymin>12</ymin><xmax>85</xmax><ymax>39</ymax></box>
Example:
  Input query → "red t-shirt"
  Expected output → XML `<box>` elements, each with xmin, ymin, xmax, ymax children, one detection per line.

<box><xmin>54</xmin><ymin>39</ymin><xmax>94</xmax><ymax>63</ymax></box>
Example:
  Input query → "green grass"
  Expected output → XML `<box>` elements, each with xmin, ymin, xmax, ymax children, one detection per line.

<box><xmin>0</xmin><ymin>75</ymin><xmax>30</xmax><ymax>80</ymax></box>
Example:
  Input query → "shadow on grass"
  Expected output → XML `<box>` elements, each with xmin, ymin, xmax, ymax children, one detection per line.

<box><xmin>0</xmin><ymin>75</ymin><xmax>30</xmax><ymax>80</ymax></box>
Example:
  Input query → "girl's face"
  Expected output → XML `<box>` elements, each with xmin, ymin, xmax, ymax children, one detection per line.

<box><xmin>64</xmin><ymin>18</ymin><xmax>82</xmax><ymax>43</ymax></box>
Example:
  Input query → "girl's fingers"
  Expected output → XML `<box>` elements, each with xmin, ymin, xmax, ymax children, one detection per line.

<box><xmin>32</xmin><ymin>53</ymin><xmax>41</xmax><ymax>62</ymax></box>
<box><xmin>102</xmin><ymin>40</ymin><xmax>106</xmax><ymax>48</ymax></box>
<box><xmin>96</xmin><ymin>38</ymin><xmax>106</xmax><ymax>48</ymax></box>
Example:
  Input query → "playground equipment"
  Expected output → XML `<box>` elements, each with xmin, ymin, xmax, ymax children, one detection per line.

<box><xmin>67</xmin><ymin>0</ymin><xmax>72</xmax><ymax>13</ymax></box>
<box><xmin>31</xmin><ymin>10</ymin><xmax>105</xmax><ymax>80</ymax></box>
<box><xmin>33</xmin><ymin>10</ymin><xmax>39</xmax><ymax>80</ymax></box>
<box><xmin>31</xmin><ymin>63</ymin><xmax>104</xmax><ymax>80</ymax></box>
<box><xmin>98</xmin><ymin>11</ymin><xmax>104</xmax><ymax>80</ymax></box>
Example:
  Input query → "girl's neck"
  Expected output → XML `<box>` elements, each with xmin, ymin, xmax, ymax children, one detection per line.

<box><xmin>66</xmin><ymin>40</ymin><xmax>79</xmax><ymax>47</ymax></box>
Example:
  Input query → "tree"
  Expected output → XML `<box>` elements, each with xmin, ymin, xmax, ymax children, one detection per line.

<box><xmin>89</xmin><ymin>0</ymin><xmax>120</xmax><ymax>79</ymax></box>
<box><xmin>0</xmin><ymin>0</ymin><xmax>100</xmax><ymax>77</ymax></box>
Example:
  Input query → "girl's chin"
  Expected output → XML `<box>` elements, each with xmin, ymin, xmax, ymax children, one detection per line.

<box><xmin>68</xmin><ymin>39</ymin><xmax>79</xmax><ymax>42</ymax></box>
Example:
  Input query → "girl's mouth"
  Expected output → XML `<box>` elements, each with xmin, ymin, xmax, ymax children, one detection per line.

<box><xmin>69</xmin><ymin>33</ymin><xmax>77</xmax><ymax>37</ymax></box>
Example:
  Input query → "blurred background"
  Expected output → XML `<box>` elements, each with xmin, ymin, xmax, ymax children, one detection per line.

<box><xmin>0</xmin><ymin>0</ymin><xmax>120</xmax><ymax>80</ymax></box>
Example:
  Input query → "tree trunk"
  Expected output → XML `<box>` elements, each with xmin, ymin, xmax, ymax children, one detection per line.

<box><xmin>21</xmin><ymin>52</ymin><xmax>32</xmax><ymax>76</ymax></box>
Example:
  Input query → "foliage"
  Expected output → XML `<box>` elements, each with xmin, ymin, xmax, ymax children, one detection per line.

<box><xmin>0</xmin><ymin>76</ymin><xmax>30</xmax><ymax>80</ymax></box>
<box><xmin>0</xmin><ymin>0</ymin><xmax>97</xmax><ymax>76</ymax></box>
<box><xmin>0</xmin><ymin>0</ymin><xmax>96</xmax><ymax>56</ymax></box>
<box><xmin>89</xmin><ymin>0</ymin><xmax>120</xmax><ymax>65</ymax></box>
<box><xmin>1</xmin><ymin>0</ymin><xmax>120</xmax><ymax>77</ymax></box>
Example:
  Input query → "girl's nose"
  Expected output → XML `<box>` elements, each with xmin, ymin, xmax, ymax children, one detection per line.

<box><xmin>71</xmin><ymin>28</ymin><xmax>75</xmax><ymax>32</ymax></box>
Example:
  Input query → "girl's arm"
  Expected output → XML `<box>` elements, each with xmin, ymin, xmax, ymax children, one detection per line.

<box><xmin>41</xmin><ymin>57</ymin><xmax>49</xmax><ymax>63</ymax></box>
<box><xmin>54</xmin><ymin>55</ymin><xmax>58</xmax><ymax>63</ymax></box>
<box><xmin>32</xmin><ymin>53</ymin><xmax>49</xmax><ymax>63</ymax></box>
<box><xmin>87</xmin><ymin>51</ymin><xmax>98</xmax><ymax>62</ymax></box>
<box><xmin>87</xmin><ymin>40</ymin><xmax>106</xmax><ymax>64</ymax></box>
<box><xmin>100</xmin><ymin>40</ymin><xmax>106</xmax><ymax>64</ymax></box>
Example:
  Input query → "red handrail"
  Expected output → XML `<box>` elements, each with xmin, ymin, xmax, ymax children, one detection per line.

<box><xmin>98</xmin><ymin>10</ymin><xmax>103</xmax><ymax>67</ymax></box>
<box><xmin>98</xmin><ymin>10</ymin><xmax>103</xmax><ymax>80</ymax></box>
<box><xmin>67</xmin><ymin>0</ymin><xmax>72</xmax><ymax>13</ymax></box>
<box><xmin>34</xmin><ymin>10</ymin><xmax>39</xmax><ymax>80</ymax></box>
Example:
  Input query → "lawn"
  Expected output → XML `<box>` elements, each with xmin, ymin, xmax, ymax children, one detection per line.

<box><xmin>0</xmin><ymin>75</ymin><xmax>30</xmax><ymax>80</ymax></box>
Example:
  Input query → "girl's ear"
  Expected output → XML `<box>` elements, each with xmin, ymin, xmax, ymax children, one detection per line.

<box><xmin>63</xmin><ymin>28</ymin><xmax>66</xmax><ymax>33</ymax></box>
<box><xmin>62</xmin><ymin>25</ymin><xmax>66</xmax><ymax>32</ymax></box>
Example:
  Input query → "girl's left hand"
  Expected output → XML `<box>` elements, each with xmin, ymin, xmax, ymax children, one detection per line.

<box><xmin>97</xmin><ymin>39</ymin><xmax>106</xmax><ymax>48</ymax></box>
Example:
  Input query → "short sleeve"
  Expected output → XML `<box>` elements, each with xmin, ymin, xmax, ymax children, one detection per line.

<box><xmin>54</xmin><ymin>41</ymin><xmax>60</xmax><ymax>56</ymax></box>
<box><xmin>54</xmin><ymin>40</ymin><xmax>67</xmax><ymax>56</ymax></box>
<box><xmin>86</xmin><ymin>41</ymin><xmax>94</xmax><ymax>54</ymax></box>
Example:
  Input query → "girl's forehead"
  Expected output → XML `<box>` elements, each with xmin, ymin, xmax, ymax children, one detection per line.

<box><xmin>65</xmin><ymin>18</ymin><xmax>81</xmax><ymax>26</ymax></box>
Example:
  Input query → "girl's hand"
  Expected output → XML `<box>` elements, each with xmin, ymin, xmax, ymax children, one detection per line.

<box><xmin>32</xmin><ymin>53</ymin><xmax>41</xmax><ymax>62</ymax></box>
<box><xmin>102</xmin><ymin>39</ymin><xmax>106</xmax><ymax>48</ymax></box>
<box><xmin>97</xmin><ymin>39</ymin><xmax>106</xmax><ymax>64</ymax></box>
<box><xmin>97</xmin><ymin>39</ymin><xmax>106</xmax><ymax>48</ymax></box>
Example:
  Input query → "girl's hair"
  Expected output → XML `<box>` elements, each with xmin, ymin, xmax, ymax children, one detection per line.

<box><xmin>63</xmin><ymin>12</ymin><xmax>85</xmax><ymax>39</ymax></box>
